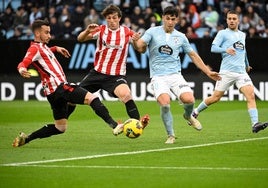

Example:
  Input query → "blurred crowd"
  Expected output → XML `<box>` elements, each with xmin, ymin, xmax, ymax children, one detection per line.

<box><xmin>1</xmin><ymin>0</ymin><xmax>268</xmax><ymax>40</ymax></box>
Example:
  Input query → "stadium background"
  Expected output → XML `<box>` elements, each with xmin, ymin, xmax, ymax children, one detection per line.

<box><xmin>0</xmin><ymin>38</ymin><xmax>267</xmax><ymax>101</ymax></box>
<box><xmin>0</xmin><ymin>0</ymin><xmax>267</xmax><ymax>101</ymax></box>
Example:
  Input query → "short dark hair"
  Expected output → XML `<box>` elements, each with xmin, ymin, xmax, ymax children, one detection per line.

<box><xmin>163</xmin><ymin>6</ymin><xmax>178</xmax><ymax>17</ymax></box>
<box><xmin>31</xmin><ymin>19</ymin><xmax>49</xmax><ymax>32</ymax></box>
<box><xmin>101</xmin><ymin>4</ymin><xmax>122</xmax><ymax>18</ymax></box>
<box><xmin>227</xmin><ymin>10</ymin><xmax>239</xmax><ymax>16</ymax></box>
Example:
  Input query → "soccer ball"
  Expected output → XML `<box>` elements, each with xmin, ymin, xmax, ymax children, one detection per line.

<box><xmin>123</xmin><ymin>118</ymin><xmax>143</xmax><ymax>139</ymax></box>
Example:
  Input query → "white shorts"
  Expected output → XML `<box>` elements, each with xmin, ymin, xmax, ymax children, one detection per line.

<box><xmin>215</xmin><ymin>71</ymin><xmax>253</xmax><ymax>91</ymax></box>
<box><xmin>151</xmin><ymin>73</ymin><xmax>193</xmax><ymax>99</ymax></box>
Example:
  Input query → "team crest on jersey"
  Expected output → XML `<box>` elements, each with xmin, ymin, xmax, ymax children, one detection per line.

<box><xmin>158</xmin><ymin>45</ymin><xmax>173</xmax><ymax>55</ymax></box>
<box><xmin>173</xmin><ymin>37</ymin><xmax>180</xmax><ymax>44</ymax></box>
<box><xmin>233</xmin><ymin>41</ymin><xmax>244</xmax><ymax>50</ymax></box>
<box><xmin>103</xmin><ymin>40</ymin><xmax>122</xmax><ymax>49</ymax></box>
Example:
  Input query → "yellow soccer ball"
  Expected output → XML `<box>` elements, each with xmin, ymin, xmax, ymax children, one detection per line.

<box><xmin>123</xmin><ymin>118</ymin><xmax>143</xmax><ymax>139</ymax></box>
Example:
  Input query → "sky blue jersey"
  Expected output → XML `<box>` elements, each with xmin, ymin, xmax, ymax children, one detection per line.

<box><xmin>211</xmin><ymin>28</ymin><xmax>249</xmax><ymax>73</ymax></box>
<box><xmin>141</xmin><ymin>26</ymin><xmax>193</xmax><ymax>77</ymax></box>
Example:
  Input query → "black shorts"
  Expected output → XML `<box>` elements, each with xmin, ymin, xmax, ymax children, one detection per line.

<box><xmin>79</xmin><ymin>69</ymin><xmax>128</xmax><ymax>98</ymax></box>
<box><xmin>47</xmin><ymin>83</ymin><xmax>88</xmax><ymax>120</ymax></box>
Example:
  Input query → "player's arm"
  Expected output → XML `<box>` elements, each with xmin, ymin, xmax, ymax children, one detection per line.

<box><xmin>77</xmin><ymin>24</ymin><xmax>100</xmax><ymax>42</ymax></box>
<box><xmin>50</xmin><ymin>46</ymin><xmax>71</xmax><ymax>58</ymax></box>
<box><xmin>211</xmin><ymin>31</ymin><xmax>226</xmax><ymax>54</ymax></box>
<box><xmin>245</xmin><ymin>51</ymin><xmax>252</xmax><ymax>72</ymax></box>
<box><xmin>17</xmin><ymin>46</ymin><xmax>38</xmax><ymax>78</ymax></box>
<box><xmin>132</xmin><ymin>37</ymin><xmax>147</xmax><ymax>53</ymax></box>
<box><xmin>211</xmin><ymin>44</ymin><xmax>226</xmax><ymax>53</ymax></box>
<box><xmin>188</xmin><ymin>51</ymin><xmax>221</xmax><ymax>81</ymax></box>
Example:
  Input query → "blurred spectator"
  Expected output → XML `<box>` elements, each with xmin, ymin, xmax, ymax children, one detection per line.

<box><xmin>93</xmin><ymin>0</ymin><xmax>113</xmax><ymax>12</ymax></box>
<box><xmin>175</xmin><ymin>4</ymin><xmax>186</xmax><ymax>20</ymax></box>
<box><xmin>12</xmin><ymin>6</ymin><xmax>28</xmax><ymax>29</ymax></box>
<box><xmin>245</xmin><ymin>5</ymin><xmax>261</xmax><ymax>27</ymax></box>
<box><xmin>247</xmin><ymin>26</ymin><xmax>259</xmax><ymax>38</ymax></box>
<box><xmin>49</xmin><ymin>16</ymin><xmax>62</xmax><ymax>39</ymax></box>
<box><xmin>144</xmin><ymin>7</ymin><xmax>154</xmax><ymax>27</ymax></box>
<box><xmin>8</xmin><ymin>26</ymin><xmax>23</xmax><ymax>40</ymax></box>
<box><xmin>84</xmin><ymin>8</ymin><xmax>101</xmax><ymax>28</ymax></box>
<box><xmin>0</xmin><ymin>5</ymin><xmax>14</xmax><ymax>31</ymax></box>
<box><xmin>203</xmin><ymin>29</ymin><xmax>212</xmax><ymax>38</ymax></box>
<box><xmin>48</xmin><ymin>6</ymin><xmax>57</xmax><ymax>19</ymax></box>
<box><xmin>70</xmin><ymin>3</ymin><xmax>87</xmax><ymax>29</ymax></box>
<box><xmin>161</xmin><ymin>0</ymin><xmax>176</xmax><ymax>11</ymax></box>
<box><xmin>219</xmin><ymin>0</ymin><xmax>234</xmax><ymax>13</ymax></box>
<box><xmin>234</xmin><ymin>5</ymin><xmax>243</xmax><ymax>21</ymax></box>
<box><xmin>175</xmin><ymin>16</ymin><xmax>189</xmax><ymax>34</ymax></box>
<box><xmin>120</xmin><ymin>0</ymin><xmax>139</xmax><ymax>15</ymax></box>
<box><xmin>20</xmin><ymin>27</ymin><xmax>33</xmax><ymax>40</ymax></box>
<box><xmin>200</xmin><ymin>4</ymin><xmax>219</xmax><ymax>31</ymax></box>
<box><xmin>57</xmin><ymin>5</ymin><xmax>71</xmax><ymax>27</ymax></box>
<box><xmin>260</xmin><ymin>27</ymin><xmax>268</xmax><ymax>38</ymax></box>
<box><xmin>218</xmin><ymin>3</ymin><xmax>231</xmax><ymax>26</ymax></box>
<box><xmin>121</xmin><ymin>16</ymin><xmax>132</xmax><ymax>29</ymax></box>
<box><xmin>177</xmin><ymin>0</ymin><xmax>187</xmax><ymax>12</ymax></box>
<box><xmin>186</xmin><ymin>4</ymin><xmax>201</xmax><ymax>29</ymax></box>
<box><xmin>132</xmin><ymin>17</ymin><xmax>146</xmax><ymax>35</ymax></box>
<box><xmin>137</xmin><ymin>0</ymin><xmax>150</xmax><ymax>10</ymax></box>
<box><xmin>60</xmin><ymin>19</ymin><xmax>75</xmax><ymax>39</ymax></box>
<box><xmin>239</xmin><ymin>15</ymin><xmax>251</xmax><ymax>33</ymax></box>
<box><xmin>185</xmin><ymin>26</ymin><xmax>198</xmax><ymax>39</ymax></box>
<box><xmin>256</xmin><ymin>18</ymin><xmax>266</xmax><ymax>36</ymax></box>
<box><xmin>0</xmin><ymin>0</ymin><xmax>268</xmax><ymax>40</ymax></box>
<box><xmin>148</xmin><ymin>14</ymin><xmax>160</xmax><ymax>28</ymax></box>
<box><xmin>130</xmin><ymin>6</ymin><xmax>144</xmax><ymax>26</ymax></box>
<box><xmin>29</xmin><ymin>4</ymin><xmax>43</xmax><ymax>25</ymax></box>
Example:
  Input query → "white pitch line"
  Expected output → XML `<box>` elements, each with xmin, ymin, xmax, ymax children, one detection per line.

<box><xmin>2</xmin><ymin>136</ymin><xmax>268</xmax><ymax>167</ymax></box>
<box><xmin>8</xmin><ymin>164</ymin><xmax>268</xmax><ymax>171</ymax></box>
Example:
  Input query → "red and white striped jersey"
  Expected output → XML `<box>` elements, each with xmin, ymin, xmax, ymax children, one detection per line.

<box><xmin>93</xmin><ymin>25</ymin><xmax>134</xmax><ymax>75</ymax></box>
<box><xmin>17</xmin><ymin>42</ymin><xmax>67</xmax><ymax>96</ymax></box>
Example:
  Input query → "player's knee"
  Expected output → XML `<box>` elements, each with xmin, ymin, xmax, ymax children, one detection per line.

<box><xmin>180</xmin><ymin>92</ymin><xmax>195</xmax><ymax>104</ymax></box>
<box><xmin>246</xmin><ymin>92</ymin><xmax>256</xmax><ymax>102</ymax></box>
<box><xmin>84</xmin><ymin>93</ymin><xmax>98</xmax><ymax>105</ymax></box>
<box><xmin>120</xmin><ymin>93</ymin><xmax>132</xmax><ymax>103</ymax></box>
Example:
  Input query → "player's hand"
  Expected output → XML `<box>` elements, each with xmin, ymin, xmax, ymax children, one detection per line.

<box><xmin>246</xmin><ymin>66</ymin><xmax>252</xmax><ymax>73</ymax></box>
<box><xmin>226</xmin><ymin>48</ymin><xmax>236</xmax><ymax>55</ymax></box>
<box><xmin>132</xmin><ymin>32</ymin><xmax>141</xmax><ymax>41</ymax></box>
<box><xmin>208</xmin><ymin>71</ymin><xmax>221</xmax><ymax>81</ymax></box>
<box><xmin>18</xmin><ymin>67</ymin><xmax>31</xmax><ymax>78</ymax></box>
<box><xmin>86</xmin><ymin>24</ymin><xmax>100</xmax><ymax>33</ymax></box>
<box><xmin>56</xmin><ymin>47</ymin><xmax>71</xmax><ymax>58</ymax></box>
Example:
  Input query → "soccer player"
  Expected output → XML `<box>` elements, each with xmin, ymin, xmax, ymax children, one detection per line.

<box><xmin>71</xmin><ymin>4</ymin><xmax>149</xmax><ymax>134</ymax></box>
<box><xmin>132</xmin><ymin>6</ymin><xmax>221</xmax><ymax>144</ymax></box>
<box><xmin>13</xmin><ymin>19</ymin><xmax>123</xmax><ymax>147</ymax></box>
<box><xmin>192</xmin><ymin>10</ymin><xmax>267</xmax><ymax>133</ymax></box>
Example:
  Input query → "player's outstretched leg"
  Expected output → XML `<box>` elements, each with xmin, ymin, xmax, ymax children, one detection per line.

<box><xmin>12</xmin><ymin>132</ymin><xmax>28</xmax><ymax>147</ymax></box>
<box><xmin>113</xmin><ymin>123</ymin><xmax>124</xmax><ymax>136</ymax></box>
<box><xmin>183</xmin><ymin>114</ymin><xmax>202</xmax><ymax>131</ymax></box>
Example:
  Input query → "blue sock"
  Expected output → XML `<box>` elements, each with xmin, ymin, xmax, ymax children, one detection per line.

<box><xmin>248</xmin><ymin>108</ymin><xmax>258</xmax><ymax>126</ymax></box>
<box><xmin>196</xmin><ymin>101</ymin><xmax>208</xmax><ymax>113</ymax></box>
<box><xmin>183</xmin><ymin>103</ymin><xmax>194</xmax><ymax>117</ymax></box>
<box><xmin>161</xmin><ymin>105</ymin><xmax>174</xmax><ymax>136</ymax></box>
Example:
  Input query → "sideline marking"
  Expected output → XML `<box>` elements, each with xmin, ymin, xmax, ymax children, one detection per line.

<box><xmin>2</xmin><ymin>137</ymin><xmax>268</xmax><ymax>167</ymax></box>
<box><xmin>8</xmin><ymin>164</ymin><xmax>268</xmax><ymax>171</ymax></box>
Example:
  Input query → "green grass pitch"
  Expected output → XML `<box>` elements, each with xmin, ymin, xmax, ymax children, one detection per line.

<box><xmin>0</xmin><ymin>100</ymin><xmax>268</xmax><ymax>188</ymax></box>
